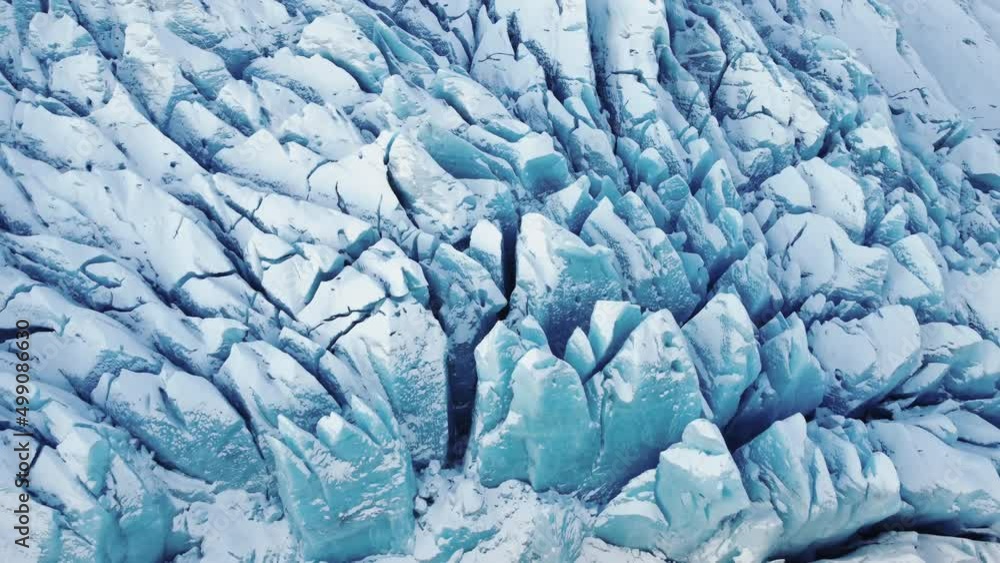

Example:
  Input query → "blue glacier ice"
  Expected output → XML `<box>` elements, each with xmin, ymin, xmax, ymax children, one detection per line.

<box><xmin>0</xmin><ymin>0</ymin><xmax>998</xmax><ymax>561</ymax></box>
<box><xmin>594</xmin><ymin>419</ymin><xmax>780</xmax><ymax>562</ymax></box>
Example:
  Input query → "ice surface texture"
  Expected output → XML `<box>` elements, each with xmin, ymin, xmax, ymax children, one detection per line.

<box><xmin>0</xmin><ymin>0</ymin><xmax>998</xmax><ymax>562</ymax></box>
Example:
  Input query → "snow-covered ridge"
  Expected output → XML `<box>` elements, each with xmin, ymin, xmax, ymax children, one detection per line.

<box><xmin>0</xmin><ymin>0</ymin><xmax>997</xmax><ymax>561</ymax></box>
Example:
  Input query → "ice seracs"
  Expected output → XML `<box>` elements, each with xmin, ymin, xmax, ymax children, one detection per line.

<box><xmin>508</xmin><ymin>213</ymin><xmax>623</xmax><ymax>356</ymax></box>
<box><xmin>595</xmin><ymin>419</ymin><xmax>778</xmax><ymax>563</ymax></box>
<box><xmin>2</xmin><ymin>0</ymin><xmax>999</xmax><ymax>560</ymax></box>
<box><xmin>810</xmin><ymin>305</ymin><xmax>922</xmax><ymax>416</ymax></box>
<box><xmin>735</xmin><ymin>414</ymin><xmax>901</xmax><ymax>559</ymax></box>
<box><xmin>683</xmin><ymin>293</ymin><xmax>761</xmax><ymax>427</ymax></box>
<box><xmin>267</xmin><ymin>400</ymin><xmax>416</xmax><ymax>562</ymax></box>
<box><xmin>334</xmin><ymin>299</ymin><xmax>449</xmax><ymax>466</ymax></box>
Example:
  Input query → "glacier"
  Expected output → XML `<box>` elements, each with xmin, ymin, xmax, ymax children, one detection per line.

<box><xmin>0</xmin><ymin>0</ymin><xmax>998</xmax><ymax>561</ymax></box>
